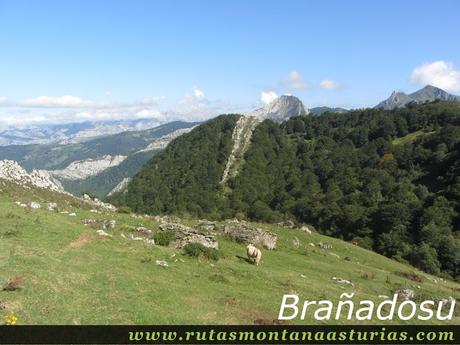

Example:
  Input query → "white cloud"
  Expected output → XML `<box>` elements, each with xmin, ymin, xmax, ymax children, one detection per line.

<box><xmin>411</xmin><ymin>60</ymin><xmax>460</xmax><ymax>92</ymax></box>
<box><xmin>179</xmin><ymin>87</ymin><xmax>207</xmax><ymax>106</ymax></box>
<box><xmin>192</xmin><ymin>88</ymin><xmax>205</xmax><ymax>99</ymax></box>
<box><xmin>0</xmin><ymin>97</ymin><xmax>7</xmax><ymax>104</ymax></box>
<box><xmin>320</xmin><ymin>79</ymin><xmax>342</xmax><ymax>90</ymax></box>
<box><xmin>260</xmin><ymin>91</ymin><xmax>278</xmax><ymax>105</ymax></box>
<box><xmin>0</xmin><ymin>89</ymin><xmax>236</xmax><ymax>129</ymax></box>
<box><xmin>135</xmin><ymin>109</ymin><xmax>163</xmax><ymax>119</ymax></box>
<box><xmin>19</xmin><ymin>95</ymin><xmax>96</xmax><ymax>107</ymax></box>
<box><xmin>282</xmin><ymin>71</ymin><xmax>308</xmax><ymax>90</ymax></box>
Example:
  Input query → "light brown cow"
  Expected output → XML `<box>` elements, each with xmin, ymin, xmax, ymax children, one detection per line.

<box><xmin>246</xmin><ymin>244</ymin><xmax>262</xmax><ymax>265</ymax></box>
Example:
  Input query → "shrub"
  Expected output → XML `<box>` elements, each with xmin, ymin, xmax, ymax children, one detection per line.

<box><xmin>117</xmin><ymin>206</ymin><xmax>132</xmax><ymax>214</ymax></box>
<box><xmin>154</xmin><ymin>231</ymin><xmax>176</xmax><ymax>246</ymax></box>
<box><xmin>394</xmin><ymin>271</ymin><xmax>424</xmax><ymax>283</ymax></box>
<box><xmin>183</xmin><ymin>243</ymin><xmax>220</xmax><ymax>261</ymax></box>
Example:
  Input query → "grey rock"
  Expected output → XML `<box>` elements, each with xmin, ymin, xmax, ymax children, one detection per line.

<box><xmin>376</xmin><ymin>85</ymin><xmax>460</xmax><ymax>110</ymax></box>
<box><xmin>223</xmin><ymin>223</ymin><xmax>277</xmax><ymax>250</ymax></box>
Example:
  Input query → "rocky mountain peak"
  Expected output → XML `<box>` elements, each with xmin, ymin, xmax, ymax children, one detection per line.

<box><xmin>376</xmin><ymin>85</ymin><xmax>460</xmax><ymax>110</ymax></box>
<box><xmin>409</xmin><ymin>85</ymin><xmax>460</xmax><ymax>102</ymax></box>
<box><xmin>247</xmin><ymin>95</ymin><xmax>309</xmax><ymax>123</ymax></box>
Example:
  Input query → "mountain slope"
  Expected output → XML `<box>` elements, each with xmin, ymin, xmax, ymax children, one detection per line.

<box><xmin>116</xmin><ymin>102</ymin><xmax>460</xmax><ymax>278</ymax></box>
<box><xmin>61</xmin><ymin>150</ymin><xmax>157</xmax><ymax>197</ymax></box>
<box><xmin>0</xmin><ymin>121</ymin><xmax>197</xmax><ymax>171</ymax></box>
<box><xmin>376</xmin><ymin>85</ymin><xmax>460</xmax><ymax>110</ymax></box>
<box><xmin>115</xmin><ymin>115</ymin><xmax>240</xmax><ymax>216</ymax></box>
<box><xmin>1</xmin><ymin>181</ymin><xmax>459</xmax><ymax>324</ymax></box>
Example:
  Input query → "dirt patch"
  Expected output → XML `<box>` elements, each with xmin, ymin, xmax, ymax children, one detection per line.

<box><xmin>65</xmin><ymin>232</ymin><xmax>99</xmax><ymax>249</ymax></box>
<box><xmin>239</xmin><ymin>306</ymin><xmax>274</xmax><ymax>323</ymax></box>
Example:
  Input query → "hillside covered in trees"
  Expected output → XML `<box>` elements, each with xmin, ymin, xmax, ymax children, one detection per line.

<box><xmin>113</xmin><ymin>102</ymin><xmax>460</xmax><ymax>278</ymax></box>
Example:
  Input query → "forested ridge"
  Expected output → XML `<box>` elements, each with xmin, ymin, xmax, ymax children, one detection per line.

<box><xmin>115</xmin><ymin>115</ymin><xmax>239</xmax><ymax>216</ymax></box>
<box><xmin>115</xmin><ymin>102</ymin><xmax>460</xmax><ymax>278</ymax></box>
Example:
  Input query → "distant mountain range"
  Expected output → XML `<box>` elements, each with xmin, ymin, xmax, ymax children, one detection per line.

<box><xmin>0</xmin><ymin>121</ymin><xmax>198</xmax><ymax>197</ymax></box>
<box><xmin>0</xmin><ymin>118</ymin><xmax>168</xmax><ymax>146</ymax></box>
<box><xmin>309</xmin><ymin>106</ymin><xmax>348</xmax><ymax>115</ymax></box>
<box><xmin>2</xmin><ymin>86</ymin><xmax>459</xmax><ymax>198</ymax></box>
<box><xmin>375</xmin><ymin>85</ymin><xmax>460</xmax><ymax>110</ymax></box>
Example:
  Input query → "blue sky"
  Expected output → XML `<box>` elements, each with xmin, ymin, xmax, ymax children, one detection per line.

<box><xmin>0</xmin><ymin>0</ymin><xmax>459</xmax><ymax>127</ymax></box>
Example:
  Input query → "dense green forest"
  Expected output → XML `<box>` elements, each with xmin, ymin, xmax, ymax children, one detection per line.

<box><xmin>114</xmin><ymin>102</ymin><xmax>460</xmax><ymax>278</ymax></box>
<box><xmin>115</xmin><ymin>115</ymin><xmax>239</xmax><ymax>215</ymax></box>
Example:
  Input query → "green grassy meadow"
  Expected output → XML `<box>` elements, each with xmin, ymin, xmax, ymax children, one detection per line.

<box><xmin>0</xmin><ymin>181</ymin><xmax>459</xmax><ymax>325</ymax></box>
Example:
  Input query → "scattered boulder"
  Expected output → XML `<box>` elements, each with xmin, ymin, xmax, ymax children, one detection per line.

<box><xmin>155</xmin><ymin>260</ymin><xmax>168</xmax><ymax>268</ymax></box>
<box><xmin>288</xmin><ymin>237</ymin><xmax>300</xmax><ymax>248</ymax></box>
<box><xmin>14</xmin><ymin>201</ymin><xmax>27</xmax><ymax>208</ymax></box>
<box><xmin>318</xmin><ymin>242</ymin><xmax>332</xmax><ymax>250</ymax></box>
<box><xmin>96</xmin><ymin>230</ymin><xmax>112</xmax><ymax>237</ymax></box>
<box><xmin>197</xmin><ymin>220</ymin><xmax>219</xmax><ymax>232</ymax></box>
<box><xmin>300</xmin><ymin>226</ymin><xmax>312</xmax><ymax>234</ymax></box>
<box><xmin>103</xmin><ymin>220</ymin><xmax>116</xmax><ymax>229</ymax></box>
<box><xmin>222</xmin><ymin>223</ymin><xmax>277</xmax><ymax>250</ymax></box>
<box><xmin>135</xmin><ymin>227</ymin><xmax>153</xmax><ymax>235</ymax></box>
<box><xmin>332</xmin><ymin>277</ymin><xmax>354</xmax><ymax>287</ymax></box>
<box><xmin>68</xmin><ymin>212</ymin><xmax>77</xmax><ymax>217</ymax></box>
<box><xmin>29</xmin><ymin>201</ymin><xmax>41</xmax><ymax>209</ymax></box>
<box><xmin>277</xmin><ymin>220</ymin><xmax>296</xmax><ymax>229</ymax></box>
<box><xmin>396</xmin><ymin>289</ymin><xmax>415</xmax><ymax>301</ymax></box>
<box><xmin>159</xmin><ymin>223</ymin><xmax>218</xmax><ymax>249</ymax></box>
<box><xmin>172</xmin><ymin>229</ymin><xmax>218</xmax><ymax>249</ymax></box>
<box><xmin>82</xmin><ymin>194</ymin><xmax>117</xmax><ymax>212</ymax></box>
<box><xmin>47</xmin><ymin>202</ymin><xmax>57</xmax><ymax>211</ymax></box>
<box><xmin>121</xmin><ymin>233</ymin><xmax>155</xmax><ymax>246</ymax></box>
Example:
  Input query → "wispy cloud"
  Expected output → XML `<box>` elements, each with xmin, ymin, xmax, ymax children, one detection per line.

<box><xmin>0</xmin><ymin>88</ymin><xmax>246</xmax><ymax>129</ymax></box>
<box><xmin>19</xmin><ymin>95</ymin><xmax>96</xmax><ymax>107</ymax></box>
<box><xmin>320</xmin><ymin>79</ymin><xmax>342</xmax><ymax>90</ymax></box>
<box><xmin>411</xmin><ymin>60</ymin><xmax>460</xmax><ymax>92</ymax></box>
<box><xmin>282</xmin><ymin>71</ymin><xmax>308</xmax><ymax>90</ymax></box>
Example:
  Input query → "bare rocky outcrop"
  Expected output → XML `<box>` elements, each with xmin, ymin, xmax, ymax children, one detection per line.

<box><xmin>222</xmin><ymin>221</ymin><xmax>277</xmax><ymax>250</ymax></box>
<box><xmin>0</xmin><ymin>160</ymin><xmax>64</xmax><ymax>192</ymax></box>
<box><xmin>159</xmin><ymin>223</ymin><xmax>218</xmax><ymax>249</ymax></box>
<box><xmin>137</xmin><ymin>126</ymin><xmax>198</xmax><ymax>152</ymax></box>
<box><xmin>246</xmin><ymin>95</ymin><xmax>308</xmax><ymax>123</ymax></box>
<box><xmin>220</xmin><ymin>116</ymin><xmax>260</xmax><ymax>186</ymax></box>
<box><xmin>82</xmin><ymin>194</ymin><xmax>117</xmax><ymax>212</ymax></box>
<box><xmin>49</xmin><ymin>155</ymin><xmax>126</xmax><ymax>181</ymax></box>
<box><xmin>107</xmin><ymin>177</ymin><xmax>131</xmax><ymax>196</ymax></box>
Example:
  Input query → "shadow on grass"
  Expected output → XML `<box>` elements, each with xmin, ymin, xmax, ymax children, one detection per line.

<box><xmin>236</xmin><ymin>255</ymin><xmax>253</xmax><ymax>265</ymax></box>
